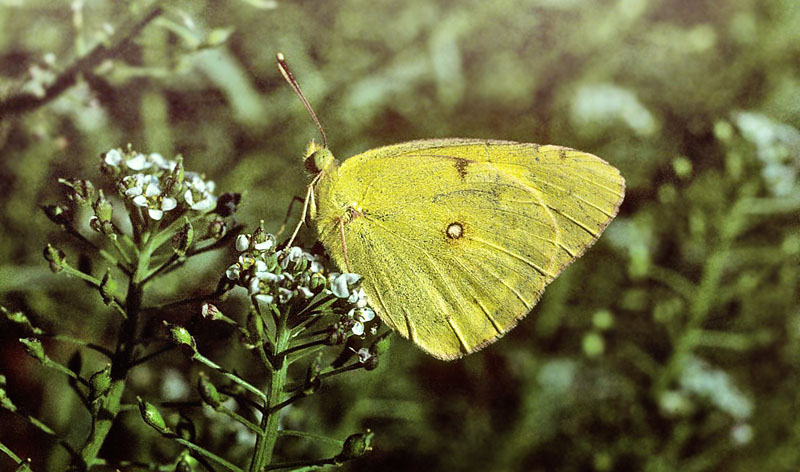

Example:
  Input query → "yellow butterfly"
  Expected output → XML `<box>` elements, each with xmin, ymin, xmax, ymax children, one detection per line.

<box><xmin>278</xmin><ymin>54</ymin><xmax>625</xmax><ymax>360</ymax></box>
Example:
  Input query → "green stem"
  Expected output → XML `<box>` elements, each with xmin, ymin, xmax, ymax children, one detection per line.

<box><xmin>173</xmin><ymin>438</ymin><xmax>244</xmax><ymax>472</ymax></box>
<box><xmin>0</xmin><ymin>440</ymin><xmax>23</xmax><ymax>463</ymax></box>
<box><xmin>250</xmin><ymin>311</ymin><xmax>292</xmax><ymax>472</ymax></box>
<box><xmin>76</xmin><ymin>239</ymin><xmax>154</xmax><ymax>469</ymax></box>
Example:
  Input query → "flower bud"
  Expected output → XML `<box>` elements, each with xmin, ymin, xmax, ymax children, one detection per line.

<box><xmin>172</xmin><ymin>220</ymin><xmax>194</xmax><ymax>257</ymax></box>
<box><xmin>100</xmin><ymin>269</ymin><xmax>117</xmax><ymax>306</ymax></box>
<box><xmin>326</xmin><ymin>326</ymin><xmax>347</xmax><ymax>346</ymax></box>
<box><xmin>43</xmin><ymin>244</ymin><xmax>66</xmax><ymax>273</ymax></box>
<box><xmin>201</xmin><ymin>302</ymin><xmax>222</xmax><ymax>321</ymax></box>
<box><xmin>89</xmin><ymin>364</ymin><xmax>112</xmax><ymax>402</ymax></box>
<box><xmin>335</xmin><ymin>430</ymin><xmax>374</xmax><ymax>463</ymax></box>
<box><xmin>197</xmin><ymin>373</ymin><xmax>222</xmax><ymax>410</ymax></box>
<box><xmin>206</xmin><ymin>215</ymin><xmax>227</xmax><ymax>240</ymax></box>
<box><xmin>0</xmin><ymin>374</ymin><xmax>18</xmax><ymax>412</ymax></box>
<box><xmin>59</xmin><ymin>178</ymin><xmax>95</xmax><ymax>205</ymax></box>
<box><xmin>1</xmin><ymin>307</ymin><xmax>43</xmax><ymax>335</ymax></box>
<box><xmin>41</xmin><ymin>204</ymin><xmax>72</xmax><ymax>227</ymax></box>
<box><xmin>310</xmin><ymin>272</ymin><xmax>326</xmax><ymax>291</ymax></box>
<box><xmin>163</xmin><ymin>322</ymin><xmax>197</xmax><ymax>354</ymax></box>
<box><xmin>19</xmin><ymin>337</ymin><xmax>47</xmax><ymax>364</ymax></box>
<box><xmin>251</xmin><ymin>224</ymin><xmax>276</xmax><ymax>252</ymax></box>
<box><xmin>137</xmin><ymin>396</ymin><xmax>171</xmax><ymax>435</ymax></box>
<box><xmin>303</xmin><ymin>360</ymin><xmax>322</xmax><ymax>395</ymax></box>
<box><xmin>162</xmin><ymin>157</ymin><xmax>185</xmax><ymax>198</ymax></box>
<box><xmin>14</xmin><ymin>459</ymin><xmax>32</xmax><ymax>472</ymax></box>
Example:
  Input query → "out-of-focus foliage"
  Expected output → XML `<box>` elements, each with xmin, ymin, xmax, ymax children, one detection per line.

<box><xmin>0</xmin><ymin>0</ymin><xmax>798</xmax><ymax>470</ymax></box>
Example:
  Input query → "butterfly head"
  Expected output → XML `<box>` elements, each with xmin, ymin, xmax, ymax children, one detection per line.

<box><xmin>304</xmin><ymin>140</ymin><xmax>337</xmax><ymax>175</ymax></box>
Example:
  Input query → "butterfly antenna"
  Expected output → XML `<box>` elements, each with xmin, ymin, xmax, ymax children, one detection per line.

<box><xmin>277</xmin><ymin>52</ymin><xmax>328</xmax><ymax>148</ymax></box>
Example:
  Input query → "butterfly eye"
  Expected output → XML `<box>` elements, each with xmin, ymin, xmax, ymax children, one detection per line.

<box><xmin>305</xmin><ymin>149</ymin><xmax>335</xmax><ymax>174</ymax></box>
<box><xmin>446</xmin><ymin>222</ymin><xmax>463</xmax><ymax>239</ymax></box>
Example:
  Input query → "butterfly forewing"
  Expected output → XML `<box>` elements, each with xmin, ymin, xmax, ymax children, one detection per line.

<box><xmin>313</xmin><ymin>139</ymin><xmax>625</xmax><ymax>359</ymax></box>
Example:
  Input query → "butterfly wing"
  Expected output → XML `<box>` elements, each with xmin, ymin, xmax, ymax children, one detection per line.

<box><xmin>313</xmin><ymin>139</ymin><xmax>625</xmax><ymax>360</ymax></box>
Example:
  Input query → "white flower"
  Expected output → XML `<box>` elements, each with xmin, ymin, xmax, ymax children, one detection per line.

<box><xmin>356</xmin><ymin>348</ymin><xmax>373</xmax><ymax>364</ymax></box>
<box><xmin>297</xmin><ymin>286</ymin><xmax>313</xmax><ymax>298</ymax></box>
<box><xmin>225</xmin><ymin>264</ymin><xmax>241</xmax><ymax>280</ymax></box>
<box><xmin>184</xmin><ymin>173</ymin><xmax>217</xmax><ymax>211</ymax></box>
<box><xmin>126</xmin><ymin>153</ymin><xmax>152</xmax><ymax>171</ymax></box>
<box><xmin>278</xmin><ymin>287</ymin><xmax>293</xmax><ymax>303</ymax></box>
<box><xmin>149</xmin><ymin>153</ymin><xmax>176</xmax><ymax>170</ymax></box>
<box><xmin>349</xmin><ymin>307</ymin><xmax>375</xmax><ymax>336</ymax></box>
<box><xmin>133</xmin><ymin>182</ymin><xmax>177</xmax><ymax>220</ymax></box>
<box><xmin>122</xmin><ymin>173</ymin><xmax>151</xmax><ymax>197</ymax></box>
<box><xmin>349</xmin><ymin>287</ymin><xmax>368</xmax><ymax>307</ymax></box>
<box><xmin>329</xmin><ymin>273</ymin><xmax>362</xmax><ymax>298</ymax></box>
<box><xmin>248</xmin><ymin>278</ymin><xmax>261</xmax><ymax>296</ymax></box>
<box><xmin>254</xmin><ymin>238</ymin><xmax>274</xmax><ymax>251</ymax></box>
<box><xmin>104</xmin><ymin>149</ymin><xmax>123</xmax><ymax>167</ymax></box>
<box><xmin>255</xmin><ymin>293</ymin><xmax>274</xmax><ymax>304</ymax></box>
<box><xmin>235</xmin><ymin>234</ymin><xmax>250</xmax><ymax>251</ymax></box>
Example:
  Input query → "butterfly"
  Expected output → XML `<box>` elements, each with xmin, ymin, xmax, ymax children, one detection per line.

<box><xmin>278</xmin><ymin>54</ymin><xmax>625</xmax><ymax>360</ymax></box>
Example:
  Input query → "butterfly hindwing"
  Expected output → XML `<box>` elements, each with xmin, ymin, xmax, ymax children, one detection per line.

<box><xmin>312</xmin><ymin>139</ymin><xmax>625</xmax><ymax>359</ymax></box>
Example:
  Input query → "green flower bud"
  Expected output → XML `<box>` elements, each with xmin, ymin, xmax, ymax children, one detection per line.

<box><xmin>41</xmin><ymin>204</ymin><xmax>72</xmax><ymax>227</ymax></box>
<box><xmin>89</xmin><ymin>364</ymin><xmax>112</xmax><ymax>402</ymax></box>
<box><xmin>172</xmin><ymin>220</ymin><xmax>194</xmax><ymax>257</ymax></box>
<box><xmin>197</xmin><ymin>373</ymin><xmax>222</xmax><ymax>410</ymax></box>
<box><xmin>0</xmin><ymin>374</ymin><xmax>18</xmax><ymax>412</ymax></box>
<box><xmin>204</xmin><ymin>27</ymin><xmax>234</xmax><ymax>48</ymax></box>
<box><xmin>100</xmin><ymin>269</ymin><xmax>117</xmax><ymax>306</ymax></box>
<box><xmin>14</xmin><ymin>459</ymin><xmax>32</xmax><ymax>472</ymax></box>
<box><xmin>206</xmin><ymin>215</ymin><xmax>227</xmax><ymax>240</ymax></box>
<box><xmin>335</xmin><ymin>430</ymin><xmax>374</xmax><ymax>463</ymax></box>
<box><xmin>1</xmin><ymin>307</ymin><xmax>43</xmax><ymax>335</ymax></box>
<box><xmin>162</xmin><ymin>157</ymin><xmax>185</xmax><ymax>198</ymax></box>
<box><xmin>93</xmin><ymin>191</ymin><xmax>113</xmax><ymax>223</ymax></box>
<box><xmin>175</xmin><ymin>455</ymin><xmax>199</xmax><ymax>472</ymax></box>
<box><xmin>163</xmin><ymin>322</ymin><xmax>197</xmax><ymax>354</ymax></box>
<box><xmin>326</xmin><ymin>326</ymin><xmax>347</xmax><ymax>346</ymax></box>
<box><xmin>43</xmin><ymin>244</ymin><xmax>66</xmax><ymax>273</ymax></box>
<box><xmin>201</xmin><ymin>302</ymin><xmax>222</xmax><ymax>321</ymax></box>
<box><xmin>310</xmin><ymin>272</ymin><xmax>326</xmax><ymax>291</ymax></box>
<box><xmin>137</xmin><ymin>396</ymin><xmax>171</xmax><ymax>435</ymax></box>
<box><xmin>303</xmin><ymin>356</ymin><xmax>322</xmax><ymax>395</ymax></box>
<box><xmin>19</xmin><ymin>337</ymin><xmax>47</xmax><ymax>364</ymax></box>
<box><xmin>59</xmin><ymin>178</ymin><xmax>95</xmax><ymax>205</ymax></box>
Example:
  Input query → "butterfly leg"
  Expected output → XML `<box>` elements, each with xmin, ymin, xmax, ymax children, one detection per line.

<box><xmin>285</xmin><ymin>183</ymin><xmax>314</xmax><ymax>248</ymax></box>
<box><xmin>338</xmin><ymin>217</ymin><xmax>352</xmax><ymax>272</ymax></box>
<box><xmin>276</xmin><ymin>195</ymin><xmax>306</xmax><ymax>239</ymax></box>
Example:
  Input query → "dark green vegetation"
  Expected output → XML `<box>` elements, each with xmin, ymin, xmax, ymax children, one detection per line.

<box><xmin>1</xmin><ymin>0</ymin><xmax>799</xmax><ymax>470</ymax></box>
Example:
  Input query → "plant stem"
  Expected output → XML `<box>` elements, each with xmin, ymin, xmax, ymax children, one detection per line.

<box><xmin>250</xmin><ymin>312</ymin><xmax>292</xmax><ymax>472</ymax></box>
<box><xmin>76</xmin><ymin>240</ymin><xmax>153</xmax><ymax>469</ymax></box>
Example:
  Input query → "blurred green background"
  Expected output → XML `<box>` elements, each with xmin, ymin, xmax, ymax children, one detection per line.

<box><xmin>1</xmin><ymin>0</ymin><xmax>799</xmax><ymax>470</ymax></box>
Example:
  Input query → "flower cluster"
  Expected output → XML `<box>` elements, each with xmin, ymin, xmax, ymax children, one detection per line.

<box><xmin>225</xmin><ymin>230</ymin><xmax>376</xmax><ymax>338</ymax></box>
<box><xmin>102</xmin><ymin>147</ymin><xmax>218</xmax><ymax>221</ymax></box>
